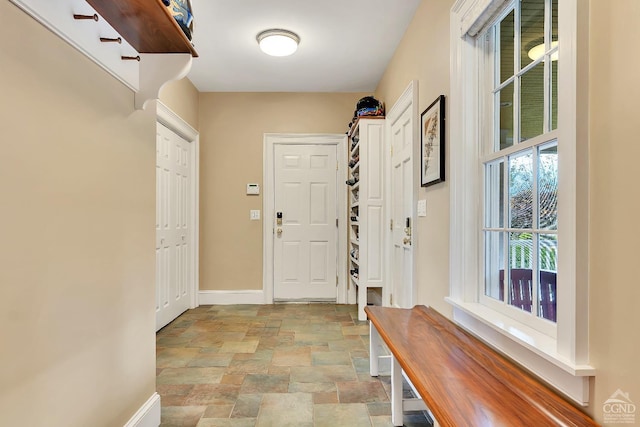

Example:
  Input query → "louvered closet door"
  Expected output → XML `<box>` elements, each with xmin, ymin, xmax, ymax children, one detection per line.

<box><xmin>156</xmin><ymin>123</ymin><xmax>191</xmax><ymax>331</ymax></box>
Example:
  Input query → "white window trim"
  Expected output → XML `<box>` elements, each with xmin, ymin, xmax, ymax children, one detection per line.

<box><xmin>448</xmin><ymin>0</ymin><xmax>593</xmax><ymax>405</ymax></box>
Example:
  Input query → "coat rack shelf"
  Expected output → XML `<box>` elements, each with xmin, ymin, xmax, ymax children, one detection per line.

<box><xmin>10</xmin><ymin>0</ymin><xmax>198</xmax><ymax>110</ymax></box>
<box><xmin>86</xmin><ymin>0</ymin><xmax>198</xmax><ymax>57</ymax></box>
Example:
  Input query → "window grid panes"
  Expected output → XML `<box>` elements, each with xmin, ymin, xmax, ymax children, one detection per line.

<box><xmin>482</xmin><ymin>0</ymin><xmax>558</xmax><ymax>325</ymax></box>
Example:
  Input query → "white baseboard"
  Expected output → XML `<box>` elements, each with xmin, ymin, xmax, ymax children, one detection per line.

<box><xmin>199</xmin><ymin>290</ymin><xmax>265</xmax><ymax>305</ymax></box>
<box><xmin>124</xmin><ymin>392</ymin><xmax>160</xmax><ymax>427</ymax></box>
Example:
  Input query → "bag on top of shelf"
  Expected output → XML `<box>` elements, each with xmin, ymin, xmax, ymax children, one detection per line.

<box><xmin>355</xmin><ymin>96</ymin><xmax>384</xmax><ymax>117</ymax></box>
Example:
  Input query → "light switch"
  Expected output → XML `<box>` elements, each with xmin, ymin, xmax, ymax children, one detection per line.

<box><xmin>250</xmin><ymin>210</ymin><xmax>261</xmax><ymax>220</ymax></box>
<box><xmin>417</xmin><ymin>199</ymin><xmax>427</xmax><ymax>217</ymax></box>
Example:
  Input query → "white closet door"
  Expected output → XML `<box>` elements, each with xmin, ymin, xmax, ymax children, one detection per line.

<box><xmin>390</xmin><ymin>106</ymin><xmax>414</xmax><ymax>309</ymax></box>
<box><xmin>156</xmin><ymin>123</ymin><xmax>191</xmax><ymax>331</ymax></box>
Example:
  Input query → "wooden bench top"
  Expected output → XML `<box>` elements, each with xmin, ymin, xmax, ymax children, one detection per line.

<box><xmin>365</xmin><ymin>305</ymin><xmax>598</xmax><ymax>427</ymax></box>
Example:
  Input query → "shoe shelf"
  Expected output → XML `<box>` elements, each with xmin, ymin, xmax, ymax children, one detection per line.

<box><xmin>346</xmin><ymin>117</ymin><xmax>385</xmax><ymax>321</ymax></box>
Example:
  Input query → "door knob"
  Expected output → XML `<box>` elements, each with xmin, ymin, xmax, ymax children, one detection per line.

<box><xmin>276</xmin><ymin>228</ymin><xmax>283</xmax><ymax>236</ymax></box>
<box><xmin>404</xmin><ymin>217</ymin><xmax>411</xmax><ymax>237</ymax></box>
<box><xmin>403</xmin><ymin>237</ymin><xmax>411</xmax><ymax>245</ymax></box>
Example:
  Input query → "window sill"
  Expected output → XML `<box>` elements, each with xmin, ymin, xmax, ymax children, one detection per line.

<box><xmin>445</xmin><ymin>297</ymin><xmax>595</xmax><ymax>405</ymax></box>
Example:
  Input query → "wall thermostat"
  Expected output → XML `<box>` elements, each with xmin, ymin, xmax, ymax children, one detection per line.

<box><xmin>246</xmin><ymin>183</ymin><xmax>260</xmax><ymax>195</ymax></box>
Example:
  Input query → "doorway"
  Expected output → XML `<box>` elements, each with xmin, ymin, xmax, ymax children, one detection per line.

<box><xmin>263</xmin><ymin>134</ymin><xmax>348</xmax><ymax>303</ymax></box>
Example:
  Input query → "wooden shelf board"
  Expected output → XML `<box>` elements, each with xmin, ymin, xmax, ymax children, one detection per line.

<box><xmin>86</xmin><ymin>0</ymin><xmax>198</xmax><ymax>57</ymax></box>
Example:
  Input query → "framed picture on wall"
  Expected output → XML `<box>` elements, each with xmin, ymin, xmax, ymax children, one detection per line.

<box><xmin>420</xmin><ymin>95</ymin><xmax>445</xmax><ymax>187</ymax></box>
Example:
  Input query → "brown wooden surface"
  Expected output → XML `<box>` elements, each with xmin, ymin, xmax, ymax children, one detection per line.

<box><xmin>365</xmin><ymin>305</ymin><xmax>598</xmax><ymax>427</ymax></box>
<box><xmin>86</xmin><ymin>0</ymin><xmax>198</xmax><ymax>57</ymax></box>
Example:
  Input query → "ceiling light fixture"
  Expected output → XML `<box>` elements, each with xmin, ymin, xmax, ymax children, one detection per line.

<box><xmin>257</xmin><ymin>29</ymin><xmax>300</xmax><ymax>57</ymax></box>
<box><xmin>527</xmin><ymin>40</ymin><xmax>559</xmax><ymax>62</ymax></box>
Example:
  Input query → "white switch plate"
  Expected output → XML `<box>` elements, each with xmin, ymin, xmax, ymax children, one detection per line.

<box><xmin>417</xmin><ymin>199</ymin><xmax>427</xmax><ymax>217</ymax></box>
<box><xmin>250</xmin><ymin>210</ymin><xmax>261</xmax><ymax>220</ymax></box>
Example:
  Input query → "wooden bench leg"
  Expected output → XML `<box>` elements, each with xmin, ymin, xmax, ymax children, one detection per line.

<box><xmin>391</xmin><ymin>355</ymin><xmax>403</xmax><ymax>426</ymax></box>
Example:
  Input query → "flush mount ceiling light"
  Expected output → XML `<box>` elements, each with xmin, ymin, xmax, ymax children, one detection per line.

<box><xmin>257</xmin><ymin>29</ymin><xmax>300</xmax><ymax>57</ymax></box>
<box><xmin>528</xmin><ymin>40</ymin><xmax>559</xmax><ymax>61</ymax></box>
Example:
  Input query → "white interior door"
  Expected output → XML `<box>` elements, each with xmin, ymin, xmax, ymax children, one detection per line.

<box><xmin>390</xmin><ymin>106</ymin><xmax>414</xmax><ymax>308</ymax></box>
<box><xmin>273</xmin><ymin>144</ymin><xmax>338</xmax><ymax>301</ymax></box>
<box><xmin>156</xmin><ymin>123</ymin><xmax>192</xmax><ymax>331</ymax></box>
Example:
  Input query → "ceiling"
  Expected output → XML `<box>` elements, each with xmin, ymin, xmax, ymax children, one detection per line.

<box><xmin>187</xmin><ymin>0</ymin><xmax>421</xmax><ymax>93</ymax></box>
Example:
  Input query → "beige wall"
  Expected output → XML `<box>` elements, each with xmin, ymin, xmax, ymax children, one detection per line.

<box><xmin>588</xmin><ymin>0</ymin><xmax>640</xmax><ymax>423</ymax></box>
<box><xmin>375</xmin><ymin>0</ymin><xmax>454</xmax><ymax>317</ymax></box>
<box><xmin>160</xmin><ymin>77</ymin><xmax>200</xmax><ymax>130</ymax></box>
<box><xmin>0</xmin><ymin>3</ymin><xmax>156</xmax><ymax>426</ymax></box>
<box><xmin>198</xmin><ymin>92</ymin><xmax>367</xmax><ymax>291</ymax></box>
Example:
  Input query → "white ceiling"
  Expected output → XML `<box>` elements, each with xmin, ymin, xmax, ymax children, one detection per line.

<box><xmin>187</xmin><ymin>0</ymin><xmax>421</xmax><ymax>93</ymax></box>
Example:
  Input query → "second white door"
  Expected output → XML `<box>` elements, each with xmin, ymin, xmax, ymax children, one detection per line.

<box><xmin>390</xmin><ymin>105</ymin><xmax>414</xmax><ymax>309</ymax></box>
<box><xmin>274</xmin><ymin>144</ymin><xmax>338</xmax><ymax>301</ymax></box>
<box><xmin>156</xmin><ymin>123</ymin><xmax>192</xmax><ymax>331</ymax></box>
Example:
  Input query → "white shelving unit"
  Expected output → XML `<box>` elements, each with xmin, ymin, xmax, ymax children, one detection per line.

<box><xmin>347</xmin><ymin>117</ymin><xmax>385</xmax><ymax>321</ymax></box>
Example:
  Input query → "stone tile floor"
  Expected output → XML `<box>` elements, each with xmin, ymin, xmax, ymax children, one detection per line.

<box><xmin>156</xmin><ymin>304</ymin><xmax>432</xmax><ymax>427</ymax></box>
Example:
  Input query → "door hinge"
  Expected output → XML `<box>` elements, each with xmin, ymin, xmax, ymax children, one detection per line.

<box><xmin>336</xmin><ymin>161</ymin><xmax>339</xmax><ymax>171</ymax></box>
<box><xmin>336</xmin><ymin>218</ymin><xmax>339</xmax><ymax>227</ymax></box>
<box><xmin>336</xmin><ymin>275</ymin><xmax>339</xmax><ymax>286</ymax></box>
<box><xmin>390</xmin><ymin>219</ymin><xmax>393</xmax><ymax>230</ymax></box>
<box><xmin>390</xmin><ymin>293</ymin><xmax>393</xmax><ymax>305</ymax></box>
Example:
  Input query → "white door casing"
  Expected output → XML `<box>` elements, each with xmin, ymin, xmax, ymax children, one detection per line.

<box><xmin>387</xmin><ymin>81</ymin><xmax>419</xmax><ymax>309</ymax></box>
<box><xmin>264</xmin><ymin>134</ymin><xmax>347</xmax><ymax>304</ymax></box>
<box><xmin>273</xmin><ymin>144</ymin><xmax>337</xmax><ymax>300</ymax></box>
<box><xmin>155</xmin><ymin>101</ymin><xmax>199</xmax><ymax>331</ymax></box>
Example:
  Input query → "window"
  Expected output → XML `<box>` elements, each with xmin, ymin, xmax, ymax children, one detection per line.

<box><xmin>479</xmin><ymin>0</ymin><xmax>559</xmax><ymax>336</ymax></box>
<box><xmin>449</xmin><ymin>0</ymin><xmax>593</xmax><ymax>405</ymax></box>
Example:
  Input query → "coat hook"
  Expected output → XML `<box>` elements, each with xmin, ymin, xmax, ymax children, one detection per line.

<box><xmin>121</xmin><ymin>55</ymin><xmax>141</xmax><ymax>62</ymax></box>
<box><xmin>100</xmin><ymin>37</ymin><xmax>122</xmax><ymax>44</ymax></box>
<box><xmin>73</xmin><ymin>14</ymin><xmax>99</xmax><ymax>22</ymax></box>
